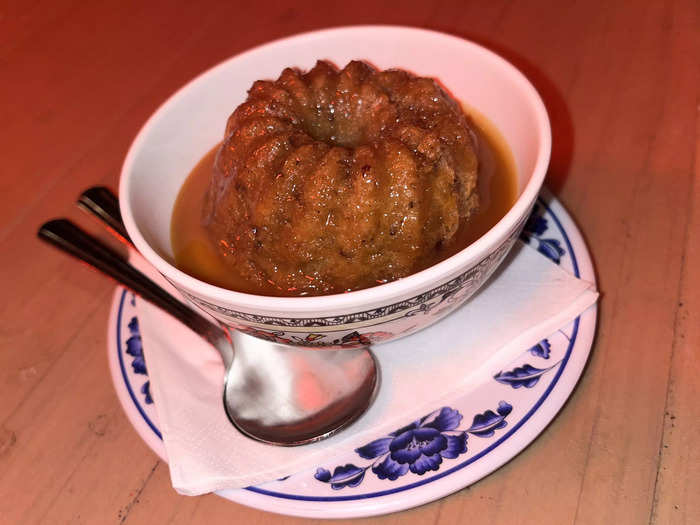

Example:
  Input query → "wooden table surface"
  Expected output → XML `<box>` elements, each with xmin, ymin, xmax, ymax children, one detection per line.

<box><xmin>1</xmin><ymin>1</ymin><xmax>698</xmax><ymax>523</ymax></box>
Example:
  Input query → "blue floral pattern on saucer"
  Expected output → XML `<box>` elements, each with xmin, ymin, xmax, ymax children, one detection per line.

<box><xmin>520</xmin><ymin>203</ymin><xmax>566</xmax><ymax>264</ymax></box>
<box><xmin>123</xmin><ymin>306</ymin><xmax>152</xmax><ymax>405</ymax></box>
<box><xmin>315</xmin><ymin>402</ymin><xmax>512</xmax><ymax>489</ymax></box>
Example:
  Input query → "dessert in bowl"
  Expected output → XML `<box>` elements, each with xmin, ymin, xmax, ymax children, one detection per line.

<box><xmin>119</xmin><ymin>26</ymin><xmax>551</xmax><ymax>348</ymax></box>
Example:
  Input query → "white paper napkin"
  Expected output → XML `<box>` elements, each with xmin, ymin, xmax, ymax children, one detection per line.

<box><xmin>133</xmin><ymin>241</ymin><xmax>597</xmax><ymax>495</ymax></box>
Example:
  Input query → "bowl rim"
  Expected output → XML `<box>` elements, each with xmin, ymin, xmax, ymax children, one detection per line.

<box><xmin>120</xmin><ymin>25</ymin><xmax>551</xmax><ymax>314</ymax></box>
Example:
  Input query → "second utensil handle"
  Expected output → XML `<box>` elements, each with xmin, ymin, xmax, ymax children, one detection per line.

<box><xmin>77</xmin><ymin>186</ymin><xmax>131</xmax><ymax>242</ymax></box>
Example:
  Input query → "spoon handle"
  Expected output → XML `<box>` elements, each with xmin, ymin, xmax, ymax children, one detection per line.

<box><xmin>37</xmin><ymin>219</ymin><xmax>227</xmax><ymax>349</ymax></box>
<box><xmin>77</xmin><ymin>186</ymin><xmax>131</xmax><ymax>243</ymax></box>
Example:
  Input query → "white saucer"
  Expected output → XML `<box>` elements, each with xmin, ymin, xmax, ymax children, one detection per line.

<box><xmin>107</xmin><ymin>193</ymin><xmax>597</xmax><ymax>518</ymax></box>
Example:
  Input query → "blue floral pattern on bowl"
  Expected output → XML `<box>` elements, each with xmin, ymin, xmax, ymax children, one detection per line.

<box><xmin>178</xmin><ymin>211</ymin><xmax>527</xmax><ymax>349</ymax></box>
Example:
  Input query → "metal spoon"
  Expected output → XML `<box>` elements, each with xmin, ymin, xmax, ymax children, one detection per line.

<box><xmin>38</xmin><ymin>214</ymin><xmax>378</xmax><ymax>446</ymax></box>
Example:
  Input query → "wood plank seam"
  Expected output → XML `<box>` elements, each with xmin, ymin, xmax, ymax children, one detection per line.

<box><xmin>649</xmin><ymin>104</ymin><xmax>699</xmax><ymax>525</ymax></box>
<box><xmin>119</xmin><ymin>460</ymin><xmax>162</xmax><ymax>524</ymax></box>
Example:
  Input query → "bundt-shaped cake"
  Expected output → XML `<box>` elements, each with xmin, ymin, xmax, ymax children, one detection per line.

<box><xmin>202</xmin><ymin>60</ymin><xmax>479</xmax><ymax>295</ymax></box>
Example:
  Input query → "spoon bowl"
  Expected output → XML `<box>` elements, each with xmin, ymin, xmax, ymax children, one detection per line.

<box><xmin>224</xmin><ymin>331</ymin><xmax>377</xmax><ymax>444</ymax></box>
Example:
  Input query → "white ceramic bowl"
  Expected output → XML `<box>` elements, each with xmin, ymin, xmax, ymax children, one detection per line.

<box><xmin>120</xmin><ymin>26</ymin><xmax>551</xmax><ymax>348</ymax></box>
